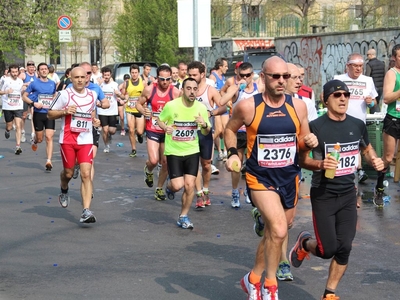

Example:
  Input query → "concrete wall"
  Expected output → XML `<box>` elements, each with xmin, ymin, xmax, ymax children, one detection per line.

<box><xmin>275</xmin><ymin>28</ymin><xmax>400</xmax><ymax>96</ymax></box>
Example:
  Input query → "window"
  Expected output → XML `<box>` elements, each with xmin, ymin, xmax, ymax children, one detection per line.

<box><xmin>354</xmin><ymin>5</ymin><xmax>363</xmax><ymax>20</ymax></box>
<box><xmin>88</xmin><ymin>0</ymin><xmax>101</xmax><ymax>25</ymax></box>
<box><xmin>49</xmin><ymin>41</ymin><xmax>61</xmax><ymax>65</ymax></box>
<box><xmin>242</xmin><ymin>5</ymin><xmax>260</xmax><ymax>34</ymax></box>
<box><xmin>90</xmin><ymin>39</ymin><xmax>101</xmax><ymax>64</ymax></box>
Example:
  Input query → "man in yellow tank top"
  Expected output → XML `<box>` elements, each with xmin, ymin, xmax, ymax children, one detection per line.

<box><xmin>121</xmin><ymin>64</ymin><xmax>145</xmax><ymax>157</ymax></box>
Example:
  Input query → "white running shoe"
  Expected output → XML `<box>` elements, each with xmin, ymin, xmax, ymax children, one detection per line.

<box><xmin>211</xmin><ymin>164</ymin><xmax>219</xmax><ymax>175</ymax></box>
<box><xmin>21</xmin><ymin>131</ymin><xmax>26</xmax><ymax>143</ymax></box>
<box><xmin>240</xmin><ymin>272</ymin><xmax>262</xmax><ymax>300</ymax></box>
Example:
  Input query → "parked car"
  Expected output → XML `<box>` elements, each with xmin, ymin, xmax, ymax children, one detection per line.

<box><xmin>103</xmin><ymin>62</ymin><xmax>158</xmax><ymax>84</ymax></box>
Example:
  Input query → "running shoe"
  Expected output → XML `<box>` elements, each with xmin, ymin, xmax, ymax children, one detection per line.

<box><xmin>5</xmin><ymin>130</ymin><xmax>10</xmax><ymax>139</ymax></box>
<box><xmin>120</xmin><ymin>129</ymin><xmax>126</xmax><ymax>136</ymax></box>
<box><xmin>321</xmin><ymin>294</ymin><xmax>340</xmax><ymax>300</ymax></box>
<box><xmin>21</xmin><ymin>131</ymin><xmax>26</xmax><ymax>143</ymax></box>
<box><xmin>276</xmin><ymin>260</ymin><xmax>293</xmax><ymax>281</ymax></box>
<box><xmin>155</xmin><ymin>188</ymin><xmax>166</xmax><ymax>201</ymax></box>
<box><xmin>289</xmin><ymin>231</ymin><xmax>311</xmax><ymax>268</ymax></box>
<box><xmin>231</xmin><ymin>189</ymin><xmax>241</xmax><ymax>208</ymax></box>
<box><xmin>58</xmin><ymin>193</ymin><xmax>70</xmax><ymax>208</ymax></box>
<box><xmin>137</xmin><ymin>134</ymin><xmax>144</xmax><ymax>144</ymax></box>
<box><xmin>129</xmin><ymin>149</ymin><xmax>137</xmax><ymax>157</ymax></box>
<box><xmin>244</xmin><ymin>188</ymin><xmax>251</xmax><ymax>204</ymax></box>
<box><xmin>79</xmin><ymin>208</ymin><xmax>97</xmax><ymax>223</ymax></box>
<box><xmin>195</xmin><ymin>193</ymin><xmax>205</xmax><ymax>208</ymax></box>
<box><xmin>373</xmin><ymin>187</ymin><xmax>384</xmax><ymax>207</ymax></box>
<box><xmin>144</xmin><ymin>166</ymin><xmax>154</xmax><ymax>187</ymax></box>
<box><xmin>218</xmin><ymin>151</ymin><xmax>224</xmax><ymax>161</ymax></box>
<box><xmin>72</xmin><ymin>164</ymin><xmax>80</xmax><ymax>179</ymax></box>
<box><xmin>203</xmin><ymin>191</ymin><xmax>211</xmax><ymax>206</ymax></box>
<box><xmin>15</xmin><ymin>146</ymin><xmax>22</xmax><ymax>155</ymax></box>
<box><xmin>240</xmin><ymin>272</ymin><xmax>262</xmax><ymax>300</ymax></box>
<box><xmin>357</xmin><ymin>169</ymin><xmax>368</xmax><ymax>183</ymax></box>
<box><xmin>166</xmin><ymin>187</ymin><xmax>175</xmax><ymax>200</ymax></box>
<box><xmin>103</xmin><ymin>145</ymin><xmax>110</xmax><ymax>153</ymax></box>
<box><xmin>211</xmin><ymin>164</ymin><xmax>219</xmax><ymax>175</ymax></box>
<box><xmin>45</xmin><ymin>160</ymin><xmax>53</xmax><ymax>171</ymax></box>
<box><xmin>177</xmin><ymin>215</ymin><xmax>193</xmax><ymax>229</ymax></box>
<box><xmin>262</xmin><ymin>285</ymin><xmax>278</xmax><ymax>300</ymax></box>
<box><xmin>31</xmin><ymin>138</ymin><xmax>38</xmax><ymax>151</ymax></box>
<box><xmin>251</xmin><ymin>208</ymin><xmax>264</xmax><ymax>237</ymax></box>
<box><xmin>27</xmin><ymin>113</ymin><xmax>32</xmax><ymax>120</ymax></box>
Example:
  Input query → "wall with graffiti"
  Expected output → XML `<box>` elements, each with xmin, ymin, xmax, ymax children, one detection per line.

<box><xmin>275</xmin><ymin>28</ymin><xmax>400</xmax><ymax>95</ymax></box>
<box><xmin>199</xmin><ymin>38</ymin><xmax>274</xmax><ymax>71</ymax></box>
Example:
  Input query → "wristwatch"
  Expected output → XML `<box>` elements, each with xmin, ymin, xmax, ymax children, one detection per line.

<box><xmin>208</xmin><ymin>110</ymin><xmax>214</xmax><ymax>117</ymax></box>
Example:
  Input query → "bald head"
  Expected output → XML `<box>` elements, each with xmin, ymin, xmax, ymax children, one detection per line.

<box><xmin>286</xmin><ymin>63</ymin><xmax>301</xmax><ymax>95</ymax></box>
<box><xmin>367</xmin><ymin>48</ymin><xmax>376</xmax><ymax>59</ymax></box>
<box><xmin>71</xmin><ymin>67</ymin><xmax>87</xmax><ymax>92</ymax></box>
<box><xmin>263</xmin><ymin>56</ymin><xmax>287</xmax><ymax>73</ymax></box>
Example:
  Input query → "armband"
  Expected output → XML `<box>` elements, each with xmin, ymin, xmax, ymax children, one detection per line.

<box><xmin>227</xmin><ymin>147</ymin><xmax>238</xmax><ymax>159</ymax></box>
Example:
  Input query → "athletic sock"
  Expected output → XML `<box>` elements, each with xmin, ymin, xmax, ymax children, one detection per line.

<box><xmin>376</xmin><ymin>169</ymin><xmax>387</xmax><ymax>189</ymax></box>
<box><xmin>323</xmin><ymin>289</ymin><xmax>336</xmax><ymax>298</ymax></box>
<box><xmin>249</xmin><ymin>270</ymin><xmax>262</xmax><ymax>284</ymax></box>
<box><xmin>264</xmin><ymin>277</ymin><xmax>277</xmax><ymax>287</ymax></box>
<box><xmin>61</xmin><ymin>187</ymin><xmax>68</xmax><ymax>194</ymax></box>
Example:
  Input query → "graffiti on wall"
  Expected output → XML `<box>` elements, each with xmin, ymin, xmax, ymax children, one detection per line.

<box><xmin>279</xmin><ymin>31</ymin><xmax>400</xmax><ymax>94</ymax></box>
<box><xmin>234</xmin><ymin>39</ymin><xmax>274</xmax><ymax>50</ymax></box>
<box><xmin>199</xmin><ymin>40</ymin><xmax>233</xmax><ymax>71</ymax></box>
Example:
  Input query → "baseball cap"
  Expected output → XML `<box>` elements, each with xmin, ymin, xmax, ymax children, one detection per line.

<box><xmin>235</xmin><ymin>61</ymin><xmax>243</xmax><ymax>69</ymax></box>
<box><xmin>323</xmin><ymin>79</ymin><xmax>349</xmax><ymax>103</ymax></box>
<box><xmin>123</xmin><ymin>74</ymin><xmax>130</xmax><ymax>80</ymax></box>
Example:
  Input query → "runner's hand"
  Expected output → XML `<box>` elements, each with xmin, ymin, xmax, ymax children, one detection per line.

<box><xmin>304</xmin><ymin>133</ymin><xmax>318</xmax><ymax>149</ymax></box>
<box><xmin>226</xmin><ymin>155</ymin><xmax>241</xmax><ymax>172</ymax></box>
<box><xmin>371</xmin><ymin>156</ymin><xmax>384</xmax><ymax>171</ymax></box>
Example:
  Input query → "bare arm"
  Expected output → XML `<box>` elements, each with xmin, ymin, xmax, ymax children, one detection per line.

<box><xmin>383</xmin><ymin>69</ymin><xmax>400</xmax><ymax>104</ymax></box>
<box><xmin>136</xmin><ymin>85</ymin><xmax>152</xmax><ymax>116</ymax></box>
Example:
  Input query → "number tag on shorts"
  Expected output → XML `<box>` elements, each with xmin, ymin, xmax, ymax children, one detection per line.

<box><xmin>324</xmin><ymin>142</ymin><xmax>359</xmax><ymax>177</ymax></box>
<box><xmin>151</xmin><ymin>112</ymin><xmax>161</xmax><ymax>131</ymax></box>
<box><xmin>172</xmin><ymin>121</ymin><xmax>198</xmax><ymax>141</ymax></box>
<box><xmin>38</xmin><ymin>94</ymin><xmax>53</xmax><ymax>109</ymax></box>
<box><xmin>8</xmin><ymin>93</ymin><xmax>21</xmax><ymax>105</ymax></box>
<box><xmin>257</xmin><ymin>133</ymin><xmax>296</xmax><ymax>168</ymax></box>
<box><xmin>71</xmin><ymin>112</ymin><xmax>92</xmax><ymax>133</ymax></box>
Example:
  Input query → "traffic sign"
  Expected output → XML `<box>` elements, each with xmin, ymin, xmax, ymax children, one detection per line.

<box><xmin>57</xmin><ymin>15</ymin><xmax>72</xmax><ymax>30</ymax></box>
<box><xmin>59</xmin><ymin>30</ymin><xmax>72</xmax><ymax>42</ymax></box>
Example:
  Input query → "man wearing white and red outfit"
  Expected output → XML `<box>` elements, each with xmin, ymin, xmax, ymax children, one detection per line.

<box><xmin>48</xmin><ymin>67</ymin><xmax>101</xmax><ymax>224</ymax></box>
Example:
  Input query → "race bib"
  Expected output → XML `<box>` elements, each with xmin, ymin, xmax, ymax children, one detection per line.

<box><xmin>257</xmin><ymin>133</ymin><xmax>296</xmax><ymax>168</ymax></box>
<box><xmin>104</xmin><ymin>92</ymin><xmax>114</xmax><ymax>105</ymax></box>
<box><xmin>38</xmin><ymin>94</ymin><xmax>53</xmax><ymax>109</ymax></box>
<box><xmin>344</xmin><ymin>81</ymin><xmax>366</xmax><ymax>101</ymax></box>
<box><xmin>171</xmin><ymin>121</ymin><xmax>198</xmax><ymax>141</ymax></box>
<box><xmin>71</xmin><ymin>112</ymin><xmax>92</xmax><ymax>133</ymax></box>
<box><xmin>151</xmin><ymin>112</ymin><xmax>161</xmax><ymax>131</ymax></box>
<box><xmin>8</xmin><ymin>93</ymin><xmax>21</xmax><ymax>106</ymax></box>
<box><xmin>324</xmin><ymin>141</ymin><xmax>359</xmax><ymax>177</ymax></box>
<box><xmin>126</xmin><ymin>97</ymin><xmax>138</xmax><ymax>113</ymax></box>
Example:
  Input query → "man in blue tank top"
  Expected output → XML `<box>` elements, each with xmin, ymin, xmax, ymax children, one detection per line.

<box><xmin>225</xmin><ymin>56</ymin><xmax>318</xmax><ymax>300</ymax></box>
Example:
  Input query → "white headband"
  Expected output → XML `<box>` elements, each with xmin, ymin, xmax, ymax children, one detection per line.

<box><xmin>347</xmin><ymin>59</ymin><xmax>364</xmax><ymax>64</ymax></box>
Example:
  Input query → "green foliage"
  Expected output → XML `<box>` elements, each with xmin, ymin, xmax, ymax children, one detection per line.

<box><xmin>0</xmin><ymin>0</ymin><xmax>81</xmax><ymax>69</ymax></box>
<box><xmin>113</xmin><ymin>0</ymin><xmax>191</xmax><ymax>66</ymax></box>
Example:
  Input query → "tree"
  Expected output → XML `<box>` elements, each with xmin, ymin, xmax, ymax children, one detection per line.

<box><xmin>113</xmin><ymin>0</ymin><xmax>191</xmax><ymax>66</ymax></box>
<box><xmin>0</xmin><ymin>0</ymin><xmax>81</xmax><ymax>73</ymax></box>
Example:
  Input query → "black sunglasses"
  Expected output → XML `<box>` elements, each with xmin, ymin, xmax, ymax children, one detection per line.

<box><xmin>264</xmin><ymin>73</ymin><xmax>291</xmax><ymax>80</ymax></box>
<box><xmin>27</xmin><ymin>63</ymin><xmax>35</xmax><ymax>66</ymax></box>
<box><xmin>158</xmin><ymin>77</ymin><xmax>171</xmax><ymax>81</ymax></box>
<box><xmin>239</xmin><ymin>72</ymin><xmax>252</xmax><ymax>78</ymax></box>
<box><xmin>86</xmin><ymin>71</ymin><xmax>92</xmax><ymax>75</ymax></box>
<box><xmin>332</xmin><ymin>92</ymin><xmax>351</xmax><ymax>98</ymax></box>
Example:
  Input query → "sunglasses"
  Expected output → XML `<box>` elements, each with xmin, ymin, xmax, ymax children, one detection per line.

<box><xmin>27</xmin><ymin>63</ymin><xmax>35</xmax><ymax>66</ymax></box>
<box><xmin>158</xmin><ymin>77</ymin><xmax>171</xmax><ymax>81</ymax></box>
<box><xmin>239</xmin><ymin>72</ymin><xmax>252</xmax><ymax>78</ymax></box>
<box><xmin>264</xmin><ymin>73</ymin><xmax>291</xmax><ymax>80</ymax></box>
<box><xmin>332</xmin><ymin>92</ymin><xmax>351</xmax><ymax>98</ymax></box>
<box><xmin>86</xmin><ymin>71</ymin><xmax>92</xmax><ymax>75</ymax></box>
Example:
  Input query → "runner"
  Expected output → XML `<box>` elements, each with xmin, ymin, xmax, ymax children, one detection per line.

<box><xmin>225</xmin><ymin>56</ymin><xmax>318</xmax><ymax>299</ymax></box>
<box><xmin>121</xmin><ymin>64</ymin><xmax>145</xmax><ymax>157</ymax></box>
<box><xmin>48</xmin><ymin>67</ymin><xmax>101</xmax><ymax>223</ymax></box>
<box><xmin>220</xmin><ymin>62</ymin><xmax>260</xmax><ymax>208</ymax></box>
<box><xmin>290</xmin><ymin>79</ymin><xmax>384</xmax><ymax>300</ymax></box>
<box><xmin>157</xmin><ymin>77</ymin><xmax>211</xmax><ymax>229</ymax></box>
<box><xmin>22</xmin><ymin>63</ymin><xmax>57</xmax><ymax>170</ymax></box>
<box><xmin>0</xmin><ymin>64</ymin><xmax>24</xmax><ymax>154</ymax></box>
<box><xmin>98</xmin><ymin>66</ymin><xmax>124</xmax><ymax>152</ymax></box>
<box><xmin>187</xmin><ymin>61</ymin><xmax>226</xmax><ymax>208</ymax></box>
<box><xmin>136</xmin><ymin>64</ymin><xmax>180</xmax><ymax>200</ymax></box>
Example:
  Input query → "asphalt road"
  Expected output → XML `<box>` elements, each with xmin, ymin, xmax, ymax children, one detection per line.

<box><xmin>0</xmin><ymin>123</ymin><xmax>399</xmax><ymax>300</ymax></box>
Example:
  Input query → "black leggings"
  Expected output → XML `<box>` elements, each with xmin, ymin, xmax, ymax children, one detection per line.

<box><xmin>310</xmin><ymin>187</ymin><xmax>357</xmax><ymax>265</ymax></box>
